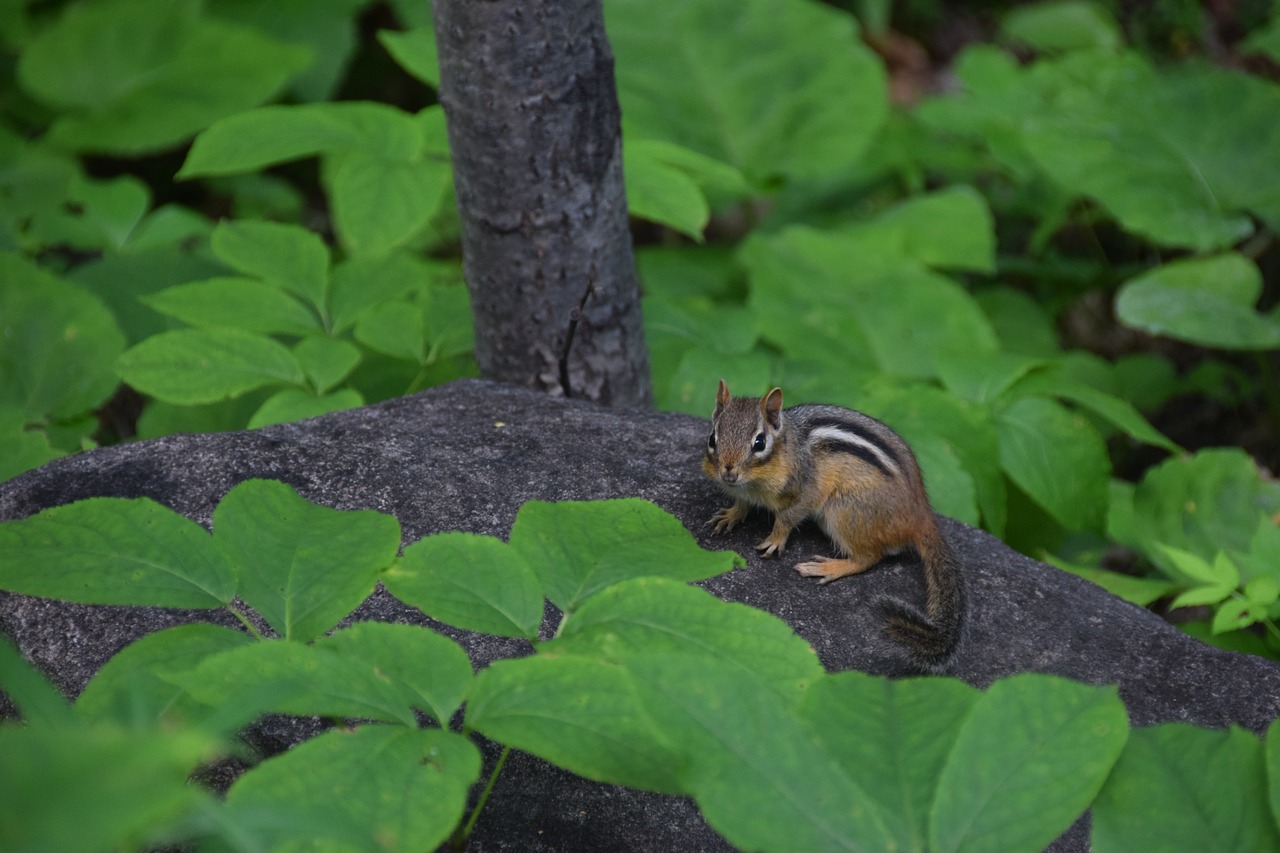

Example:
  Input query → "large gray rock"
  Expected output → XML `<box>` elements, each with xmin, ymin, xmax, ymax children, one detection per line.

<box><xmin>2</xmin><ymin>378</ymin><xmax>1278</xmax><ymax>850</ymax></box>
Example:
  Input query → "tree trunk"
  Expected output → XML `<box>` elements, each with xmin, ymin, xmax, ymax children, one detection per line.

<box><xmin>432</xmin><ymin>0</ymin><xmax>652</xmax><ymax>408</ymax></box>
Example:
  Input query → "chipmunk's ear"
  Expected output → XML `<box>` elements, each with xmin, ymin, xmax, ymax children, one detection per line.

<box><xmin>715</xmin><ymin>379</ymin><xmax>732</xmax><ymax>410</ymax></box>
<box><xmin>762</xmin><ymin>387</ymin><xmax>784</xmax><ymax>428</ymax></box>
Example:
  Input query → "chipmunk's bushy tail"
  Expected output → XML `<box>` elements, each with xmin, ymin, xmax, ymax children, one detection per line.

<box><xmin>874</xmin><ymin>524</ymin><xmax>965</xmax><ymax>672</ymax></box>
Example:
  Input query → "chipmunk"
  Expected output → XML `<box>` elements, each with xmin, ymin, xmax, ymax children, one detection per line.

<box><xmin>702</xmin><ymin>380</ymin><xmax>965</xmax><ymax>670</ymax></box>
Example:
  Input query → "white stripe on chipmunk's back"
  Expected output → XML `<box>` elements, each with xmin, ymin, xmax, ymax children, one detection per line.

<box><xmin>807</xmin><ymin>425</ymin><xmax>900</xmax><ymax>477</ymax></box>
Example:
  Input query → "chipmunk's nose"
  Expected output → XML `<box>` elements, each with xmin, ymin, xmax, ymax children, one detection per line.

<box><xmin>721</xmin><ymin>466</ymin><xmax>738</xmax><ymax>484</ymax></box>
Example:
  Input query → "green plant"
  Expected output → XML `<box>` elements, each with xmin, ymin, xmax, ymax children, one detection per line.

<box><xmin>4</xmin><ymin>485</ymin><xmax>1280</xmax><ymax>850</ymax></box>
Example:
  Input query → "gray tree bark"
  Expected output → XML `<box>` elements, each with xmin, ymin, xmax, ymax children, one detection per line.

<box><xmin>432</xmin><ymin>0</ymin><xmax>652</xmax><ymax>408</ymax></box>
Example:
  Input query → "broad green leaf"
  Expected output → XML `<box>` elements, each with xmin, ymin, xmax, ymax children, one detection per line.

<box><xmin>354</xmin><ymin>300</ymin><xmax>427</xmax><ymax>362</ymax></box>
<box><xmin>937</xmin><ymin>353</ymin><xmax>1046</xmax><ymax>405</ymax></box>
<box><xmin>1267</xmin><ymin>719</ymin><xmax>1280</xmax><ymax>829</ymax></box>
<box><xmin>974</xmin><ymin>287</ymin><xmax>1061</xmax><ymax>358</ymax></box>
<box><xmin>0</xmin><ymin>497</ymin><xmax>235</xmax><ymax>608</ymax></box>
<box><xmin>422</xmin><ymin>278</ymin><xmax>475</xmax><ymax>361</ymax></box>
<box><xmin>320</xmin><ymin>622</ymin><xmax>473</xmax><ymax>726</ymax></box>
<box><xmin>910</xmin><ymin>431</ymin><xmax>980</xmax><ymax>526</ymax></box>
<box><xmin>329</xmin><ymin>252</ymin><xmax>449</xmax><ymax>334</ymax></box>
<box><xmin>76</xmin><ymin>624</ymin><xmax>253</xmax><ymax>730</ymax></box>
<box><xmin>1020</xmin><ymin>54</ymin><xmax>1279</xmax><ymax>250</ymax></box>
<box><xmin>18</xmin><ymin>0</ymin><xmax>310</xmax><ymax>155</ymax></box>
<box><xmin>507</xmin><ymin>499</ymin><xmax>743</xmax><ymax>611</ymax></box>
<box><xmin>1132</xmin><ymin>448</ymin><xmax>1278</xmax><ymax>565</ymax></box>
<box><xmin>323</xmin><ymin>148</ymin><xmax>451</xmax><ymax>255</ymax></box>
<box><xmin>0</xmin><ymin>637</ymin><xmax>72</xmax><ymax>726</ymax></box>
<box><xmin>293</xmin><ymin>336</ymin><xmax>362</xmax><ymax>393</ymax></box>
<box><xmin>1049</xmin><ymin>560</ymin><xmax>1177</xmax><ymax>607</ymax></box>
<box><xmin>29</xmin><ymin>174</ymin><xmax>152</xmax><ymax>251</ymax></box>
<box><xmin>247</xmin><ymin>388</ymin><xmax>363</xmax><ymax>429</ymax></box>
<box><xmin>0</xmin><ymin>724</ymin><xmax>217</xmax><ymax>852</ymax></box>
<box><xmin>931</xmin><ymin>674</ymin><xmax>1129</xmax><ymax>853</ymax></box>
<box><xmin>384</xmin><ymin>533</ymin><xmax>544</xmax><ymax>640</ymax></box>
<box><xmin>0</xmin><ymin>409</ymin><xmax>61</xmax><ymax>483</ymax></box>
<box><xmin>1116</xmin><ymin>253</ymin><xmax>1280</xmax><ymax>350</ymax></box>
<box><xmin>623</xmin><ymin>142</ymin><xmax>710</xmax><ymax>240</ymax></box>
<box><xmin>207</xmin><ymin>0</ymin><xmax>367</xmax><ymax>102</ymax></box>
<box><xmin>0</xmin><ymin>252</ymin><xmax>126</xmax><ymax>420</ymax></box>
<box><xmin>180</xmin><ymin>102</ymin><xmax>423</xmax><ymax>178</ymax></box>
<box><xmin>466</xmin><ymin>655</ymin><xmax>685</xmax><ymax>795</ymax></box>
<box><xmin>1007</xmin><ymin>369</ymin><xmax>1182</xmax><ymax>453</ymax></box>
<box><xmin>661</xmin><ymin>345</ymin><xmax>776</xmax><ymax>415</ymax></box>
<box><xmin>1169</xmin><ymin>585</ymin><xmax>1234</xmax><ymax>610</ymax></box>
<box><xmin>1243</xmin><ymin>15</ymin><xmax>1280</xmax><ymax>62</ymax></box>
<box><xmin>377</xmin><ymin>27</ymin><xmax>440</xmax><ymax>89</ymax></box>
<box><xmin>1001</xmin><ymin>1</ymin><xmax>1123</xmax><ymax>52</ymax></box>
<box><xmin>210</xmin><ymin>220</ymin><xmax>330</xmax><ymax>311</ymax></box>
<box><xmin>627</xmin><ymin>654</ymin><xmax>898</xmax><ymax>851</ymax></box>
<box><xmin>1157</xmin><ymin>545</ymin><xmax>1240</xmax><ymax>589</ymax></box>
<box><xmin>547</xmin><ymin>577</ymin><xmax>823</xmax><ymax>700</ymax></box>
<box><xmin>223</xmin><ymin>727</ymin><xmax>479</xmax><ymax>852</ymax></box>
<box><xmin>995</xmin><ymin>396</ymin><xmax>1110</xmax><ymax>532</ymax></box>
<box><xmin>180</xmin><ymin>640</ymin><xmax>418</xmax><ymax>728</ymax></box>
<box><xmin>848</xmin><ymin>186</ymin><xmax>996</xmax><ymax>273</ymax></box>
<box><xmin>798</xmin><ymin>672</ymin><xmax>981</xmax><ymax>851</ymax></box>
<box><xmin>1094</xmin><ymin>725</ymin><xmax>1280</xmax><ymax>852</ymax></box>
<box><xmin>607</xmin><ymin>0</ymin><xmax>887</xmax><ymax>184</ymax></box>
<box><xmin>1211</xmin><ymin>598</ymin><xmax>1261</xmax><ymax>634</ymax></box>
<box><xmin>213</xmin><ymin>479</ymin><xmax>400</xmax><ymax>642</ymax></box>
<box><xmin>1246</xmin><ymin>576</ymin><xmax>1280</xmax><ymax>605</ymax></box>
<box><xmin>741</xmin><ymin>227</ymin><xmax>998</xmax><ymax>379</ymax></box>
<box><xmin>116</xmin><ymin>328</ymin><xmax>305</xmax><ymax>405</ymax></box>
<box><xmin>143</xmin><ymin>277</ymin><xmax>320</xmax><ymax>336</ymax></box>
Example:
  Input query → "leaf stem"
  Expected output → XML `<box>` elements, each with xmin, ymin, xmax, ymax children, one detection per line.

<box><xmin>226</xmin><ymin>604</ymin><xmax>264</xmax><ymax>641</ymax></box>
<box><xmin>453</xmin><ymin>744</ymin><xmax>510</xmax><ymax>849</ymax></box>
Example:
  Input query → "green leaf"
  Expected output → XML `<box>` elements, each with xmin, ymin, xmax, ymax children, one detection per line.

<box><xmin>608</xmin><ymin>0</ymin><xmax>888</xmax><ymax>184</ymax></box>
<box><xmin>293</xmin><ymin>336</ymin><xmax>362</xmax><ymax>393</ymax></box>
<box><xmin>1211</xmin><ymin>598</ymin><xmax>1259</xmax><ymax>634</ymax></box>
<box><xmin>246</xmin><ymin>387</ymin><xmax>363</xmax><ymax>429</ymax></box>
<box><xmin>1052</xmin><ymin>566</ymin><xmax>1173</xmax><ymax>607</ymax></box>
<box><xmin>213</xmin><ymin>479</ymin><xmax>400</xmax><ymax>642</ymax></box>
<box><xmin>319</xmin><ymin>622</ymin><xmax>473</xmax><ymax>726</ymax></box>
<box><xmin>931</xmin><ymin>674</ymin><xmax>1129</xmax><ymax>853</ymax></box>
<box><xmin>223</xmin><ymin>726</ymin><xmax>479</xmax><ymax>851</ymax></box>
<box><xmin>1116</xmin><ymin>253</ymin><xmax>1280</xmax><ymax>350</ymax></box>
<box><xmin>0</xmin><ymin>252</ymin><xmax>126</xmax><ymax>421</ymax></box>
<box><xmin>1132</xmin><ymin>448</ymin><xmax>1276</xmax><ymax>563</ymax></box>
<box><xmin>1157</xmin><ymin>545</ymin><xmax>1240</xmax><ymax>589</ymax></box>
<box><xmin>0</xmin><ymin>724</ymin><xmax>217</xmax><ymax>852</ymax></box>
<box><xmin>623</xmin><ymin>141</ymin><xmax>710</xmax><ymax>240</ymax></box>
<box><xmin>76</xmin><ymin>624</ymin><xmax>253</xmax><ymax>730</ymax></box>
<box><xmin>18</xmin><ymin>0</ymin><xmax>310</xmax><ymax>155</ymax></box>
<box><xmin>377</xmin><ymin>27</ymin><xmax>440</xmax><ymax>89</ymax></box>
<box><xmin>0</xmin><ymin>637</ymin><xmax>72</xmax><ymax>726</ymax></box>
<box><xmin>1094</xmin><ymin>725</ymin><xmax>1280</xmax><ymax>852</ymax></box>
<box><xmin>116</xmin><ymin>328</ymin><xmax>305</xmax><ymax>405</ymax></box>
<box><xmin>0</xmin><ymin>497</ymin><xmax>235</xmax><ymax>608</ymax></box>
<box><xmin>143</xmin><ymin>277</ymin><xmax>320</xmax><ymax>336</ymax></box>
<box><xmin>507</xmin><ymin>499</ymin><xmax>743</xmax><ymax>611</ymax></box>
<box><xmin>354</xmin><ymin>300</ymin><xmax>427</xmax><ymax>362</ymax></box>
<box><xmin>180</xmin><ymin>640</ymin><xmax>418</xmax><ymax>728</ymax></box>
<box><xmin>995</xmin><ymin>396</ymin><xmax>1110</xmax><ymax>532</ymax></box>
<box><xmin>466</xmin><ymin>655</ymin><xmax>686</xmax><ymax>795</ymax></box>
<box><xmin>384</xmin><ymin>533</ymin><xmax>544</xmax><ymax>640</ymax></box>
<box><xmin>329</xmin><ymin>252</ymin><xmax>449</xmax><ymax>334</ymax></box>
<box><xmin>849</xmin><ymin>186</ymin><xmax>996</xmax><ymax>273</ymax></box>
<box><xmin>1020</xmin><ymin>54</ymin><xmax>1279</xmax><ymax>250</ymax></box>
<box><xmin>323</xmin><ymin>148</ymin><xmax>451</xmax><ymax>255</ymax></box>
<box><xmin>1245</xmin><ymin>576</ymin><xmax>1279</xmax><ymax>606</ymax></box>
<box><xmin>180</xmin><ymin>102</ymin><xmax>424</xmax><ymax>178</ymax></box>
<box><xmin>1007</xmin><ymin>368</ymin><xmax>1183</xmax><ymax>454</ymax></box>
<box><xmin>626</xmin><ymin>654</ymin><xmax>899</xmax><ymax>851</ymax></box>
<box><xmin>1001</xmin><ymin>1</ymin><xmax>1123</xmax><ymax>52</ymax></box>
<box><xmin>797</xmin><ymin>672</ymin><xmax>981</xmax><ymax>850</ymax></box>
<box><xmin>210</xmin><ymin>220</ymin><xmax>330</xmax><ymax>311</ymax></box>
<box><xmin>546</xmin><ymin>577</ymin><xmax>823</xmax><ymax>700</ymax></box>
<box><xmin>1169</xmin><ymin>584</ymin><xmax>1234</xmax><ymax>610</ymax></box>
<box><xmin>0</xmin><ymin>409</ymin><xmax>62</xmax><ymax>483</ymax></box>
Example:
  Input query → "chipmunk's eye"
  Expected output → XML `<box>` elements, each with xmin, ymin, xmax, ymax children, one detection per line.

<box><xmin>707</xmin><ymin>432</ymin><xmax>716</xmax><ymax>451</ymax></box>
<box><xmin>752</xmin><ymin>432</ymin><xmax>766</xmax><ymax>453</ymax></box>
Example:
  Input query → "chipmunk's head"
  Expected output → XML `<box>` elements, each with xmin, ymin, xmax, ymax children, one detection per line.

<box><xmin>702</xmin><ymin>379</ymin><xmax>785</xmax><ymax>487</ymax></box>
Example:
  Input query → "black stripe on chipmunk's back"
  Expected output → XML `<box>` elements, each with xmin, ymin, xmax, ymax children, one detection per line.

<box><xmin>799</xmin><ymin>413</ymin><xmax>905</xmax><ymax>479</ymax></box>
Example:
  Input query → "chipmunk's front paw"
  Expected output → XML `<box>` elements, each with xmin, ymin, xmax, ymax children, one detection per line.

<box><xmin>707</xmin><ymin>505</ymin><xmax>747</xmax><ymax>534</ymax></box>
<box><xmin>756</xmin><ymin>533</ymin><xmax>788</xmax><ymax>559</ymax></box>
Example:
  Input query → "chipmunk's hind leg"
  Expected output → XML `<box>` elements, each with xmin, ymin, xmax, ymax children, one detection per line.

<box><xmin>794</xmin><ymin>553</ymin><xmax>878</xmax><ymax>585</ymax></box>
